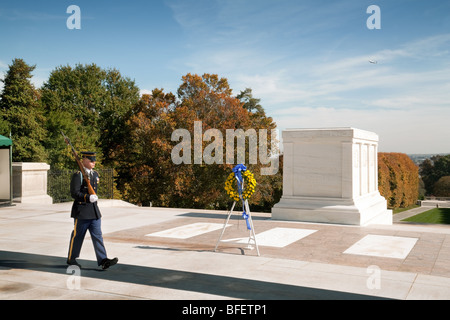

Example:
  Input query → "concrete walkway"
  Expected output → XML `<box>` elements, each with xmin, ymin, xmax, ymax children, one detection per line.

<box><xmin>393</xmin><ymin>206</ymin><xmax>434</xmax><ymax>222</ymax></box>
<box><xmin>1</xmin><ymin>200</ymin><xmax>450</xmax><ymax>301</ymax></box>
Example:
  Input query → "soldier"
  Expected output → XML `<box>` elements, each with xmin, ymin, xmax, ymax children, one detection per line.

<box><xmin>67</xmin><ymin>151</ymin><xmax>118</xmax><ymax>270</ymax></box>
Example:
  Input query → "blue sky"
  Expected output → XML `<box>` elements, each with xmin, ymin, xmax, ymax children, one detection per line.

<box><xmin>1</xmin><ymin>0</ymin><xmax>449</xmax><ymax>154</ymax></box>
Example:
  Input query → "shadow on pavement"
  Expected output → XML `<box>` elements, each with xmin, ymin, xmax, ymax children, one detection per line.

<box><xmin>0</xmin><ymin>250</ymin><xmax>391</xmax><ymax>300</ymax></box>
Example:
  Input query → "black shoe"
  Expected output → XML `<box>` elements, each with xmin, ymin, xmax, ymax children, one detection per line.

<box><xmin>101</xmin><ymin>257</ymin><xmax>118</xmax><ymax>270</ymax></box>
<box><xmin>67</xmin><ymin>258</ymin><xmax>82</xmax><ymax>268</ymax></box>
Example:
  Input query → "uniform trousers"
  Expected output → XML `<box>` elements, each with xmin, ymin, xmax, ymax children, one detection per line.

<box><xmin>68</xmin><ymin>218</ymin><xmax>107</xmax><ymax>266</ymax></box>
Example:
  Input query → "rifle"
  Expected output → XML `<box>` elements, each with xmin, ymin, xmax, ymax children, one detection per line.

<box><xmin>61</xmin><ymin>131</ymin><xmax>96</xmax><ymax>196</ymax></box>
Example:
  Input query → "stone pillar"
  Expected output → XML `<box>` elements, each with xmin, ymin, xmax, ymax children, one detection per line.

<box><xmin>272</xmin><ymin>128</ymin><xmax>392</xmax><ymax>226</ymax></box>
<box><xmin>12</xmin><ymin>162</ymin><xmax>53</xmax><ymax>204</ymax></box>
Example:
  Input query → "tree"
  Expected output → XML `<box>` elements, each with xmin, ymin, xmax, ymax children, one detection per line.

<box><xmin>118</xmin><ymin>73</ymin><xmax>282</xmax><ymax>211</ymax></box>
<box><xmin>236</xmin><ymin>87</ymin><xmax>280</xmax><ymax>211</ymax></box>
<box><xmin>433</xmin><ymin>176</ymin><xmax>450</xmax><ymax>197</ymax></box>
<box><xmin>420</xmin><ymin>155</ymin><xmax>450</xmax><ymax>195</ymax></box>
<box><xmin>420</xmin><ymin>158</ymin><xmax>435</xmax><ymax>195</ymax></box>
<box><xmin>40</xmin><ymin>63</ymin><xmax>139</xmax><ymax>169</ymax></box>
<box><xmin>173</xmin><ymin>74</ymin><xmax>252</xmax><ymax>208</ymax></box>
<box><xmin>378</xmin><ymin>153</ymin><xmax>419</xmax><ymax>208</ymax></box>
<box><xmin>0</xmin><ymin>58</ymin><xmax>47</xmax><ymax>162</ymax></box>
<box><xmin>115</xmin><ymin>89</ymin><xmax>177</xmax><ymax>206</ymax></box>
<box><xmin>99</xmin><ymin>68</ymin><xmax>140</xmax><ymax>166</ymax></box>
<box><xmin>119</xmin><ymin>74</ymin><xmax>250</xmax><ymax>208</ymax></box>
<box><xmin>237</xmin><ymin>88</ymin><xmax>265</xmax><ymax>114</ymax></box>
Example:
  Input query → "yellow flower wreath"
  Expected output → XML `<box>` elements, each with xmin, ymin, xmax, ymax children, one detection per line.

<box><xmin>224</xmin><ymin>170</ymin><xmax>257</xmax><ymax>202</ymax></box>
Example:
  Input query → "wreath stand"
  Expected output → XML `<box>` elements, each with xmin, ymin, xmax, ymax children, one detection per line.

<box><xmin>214</xmin><ymin>199</ymin><xmax>260</xmax><ymax>256</ymax></box>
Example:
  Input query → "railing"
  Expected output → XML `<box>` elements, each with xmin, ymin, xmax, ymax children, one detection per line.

<box><xmin>48</xmin><ymin>168</ymin><xmax>114</xmax><ymax>203</ymax></box>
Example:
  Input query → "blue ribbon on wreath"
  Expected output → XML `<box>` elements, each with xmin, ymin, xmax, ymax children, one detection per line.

<box><xmin>232</xmin><ymin>164</ymin><xmax>251</xmax><ymax>230</ymax></box>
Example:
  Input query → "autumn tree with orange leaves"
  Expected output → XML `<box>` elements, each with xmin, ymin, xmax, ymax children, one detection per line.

<box><xmin>378</xmin><ymin>153</ymin><xmax>419</xmax><ymax>208</ymax></box>
<box><xmin>116</xmin><ymin>73</ymin><xmax>281</xmax><ymax>210</ymax></box>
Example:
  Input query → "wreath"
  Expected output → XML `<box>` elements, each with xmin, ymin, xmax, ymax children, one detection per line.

<box><xmin>224</xmin><ymin>169</ymin><xmax>257</xmax><ymax>202</ymax></box>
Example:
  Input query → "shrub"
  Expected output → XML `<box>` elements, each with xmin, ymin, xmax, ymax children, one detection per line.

<box><xmin>378</xmin><ymin>153</ymin><xmax>419</xmax><ymax>208</ymax></box>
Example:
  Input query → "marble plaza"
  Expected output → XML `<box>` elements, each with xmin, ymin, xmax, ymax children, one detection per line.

<box><xmin>145</xmin><ymin>221</ymin><xmax>417</xmax><ymax>259</ymax></box>
<box><xmin>2</xmin><ymin>202</ymin><xmax>450</xmax><ymax>300</ymax></box>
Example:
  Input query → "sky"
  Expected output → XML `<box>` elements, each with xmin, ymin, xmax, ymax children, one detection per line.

<box><xmin>1</xmin><ymin>0</ymin><xmax>449</xmax><ymax>154</ymax></box>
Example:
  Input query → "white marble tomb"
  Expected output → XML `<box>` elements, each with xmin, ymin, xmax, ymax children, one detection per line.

<box><xmin>272</xmin><ymin>128</ymin><xmax>392</xmax><ymax>226</ymax></box>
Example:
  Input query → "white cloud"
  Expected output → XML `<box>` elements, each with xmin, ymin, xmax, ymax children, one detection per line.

<box><xmin>233</xmin><ymin>34</ymin><xmax>450</xmax><ymax>154</ymax></box>
<box><xmin>273</xmin><ymin>106</ymin><xmax>450</xmax><ymax>154</ymax></box>
<box><xmin>151</xmin><ymin>1</ymin><xmax>450</xmax><ymax>154</ymax></box>
<box><xmin>140</xmin><ymin>89</ymin><xmax>153</xmax><ymax>96</ymax></box>
<box><xmin>231</xmin><ymin>33</ymin><xmax>450</xmax><ymax>111</ymax></box>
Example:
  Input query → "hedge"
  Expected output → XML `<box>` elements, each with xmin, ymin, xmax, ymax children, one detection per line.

<box><xmin>378</xmin><ymin>153</ymin><xmax>419</xmax><ymax>208</ymax></box>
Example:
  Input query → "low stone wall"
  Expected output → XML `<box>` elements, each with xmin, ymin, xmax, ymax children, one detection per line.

<box><xmin>12</xmin><ymin>162</ymin><xmax>53</xmax><ymax>204</ymax></box>
<box><xmin>420</xmin><ymin>200</ymin><xmax>450</xmax><ymax>208</ymax></box>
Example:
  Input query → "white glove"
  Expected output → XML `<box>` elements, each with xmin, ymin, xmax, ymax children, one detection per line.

<box><xmin>89</xmin><ymin>195</ymin><xmax>98</xmax><ymax>203</ymax></box>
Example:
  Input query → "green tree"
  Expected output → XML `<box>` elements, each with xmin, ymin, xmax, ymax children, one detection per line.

<box><xmin>420</xmin><ymin>155</ymin><xmax>450</xmax><ymax>195</ymax></box>
<box><xmin>237</xmin><ymin>88</ymin><xmax>265</xmax><ymax>114</ymax></box>
<box><xmin>99</xmin><ymin>69</ymin><xmax>140</xmax><ymax>165</ymax></box>
<box><xmin>433</xmin><ymin>176</ymin><xmax>450</xmax><ymax>197</ymax></box>
<box><xmin>41</xmin><ymin>63</ymin><xmax>139</xmax><ymax>169</ymax></box>
<box><xmin>0</xmin><ymin>58</ymin><xmax>47</xmax><ymax>162</ymax></box>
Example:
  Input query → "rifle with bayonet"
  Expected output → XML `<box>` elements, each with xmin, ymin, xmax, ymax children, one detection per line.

<box><xmin>61</xmin><ymin>131</ymin><xmax>96</xmax><ymax>196</ymax></box>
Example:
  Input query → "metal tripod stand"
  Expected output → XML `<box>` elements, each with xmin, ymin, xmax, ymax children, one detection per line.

<box><xmin>214</xmin><ymin>199</ymin><xmax>260</xmax><ymax>256</ymax></box>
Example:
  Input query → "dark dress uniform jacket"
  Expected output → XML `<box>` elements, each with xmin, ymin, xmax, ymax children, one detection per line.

<box><xmin>70</xmin><ymin>170</ymin><xmax>102</xmax><ymax>220</ymax></box>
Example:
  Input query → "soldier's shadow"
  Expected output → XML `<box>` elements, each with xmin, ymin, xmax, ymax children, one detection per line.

<box><xmin>0</xmin><ymin>252</ymin><xmax>104</xmax><ymax>272</ymax></box>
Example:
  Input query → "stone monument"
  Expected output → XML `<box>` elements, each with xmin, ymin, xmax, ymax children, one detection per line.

<box><xmin>272</xmin><ymin>128</ymin><xmax>392</xmax><ymax>226</ymax></box>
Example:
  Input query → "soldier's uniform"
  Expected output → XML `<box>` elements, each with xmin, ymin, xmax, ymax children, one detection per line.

<box><xmin>70</xmin><ymin>169</ymin><xmax>101</xmax><ymax>220</ymax></box>
<box><xmin>67</xmin><ymin>152</ymin><xmax>117</xmax><ymax>270</ymax></box>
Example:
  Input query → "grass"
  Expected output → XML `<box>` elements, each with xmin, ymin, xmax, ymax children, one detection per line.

<box><xmin>403</xmin><ymin>208</ymin><xmax>450</xmax><ymax>225</ymax></box>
